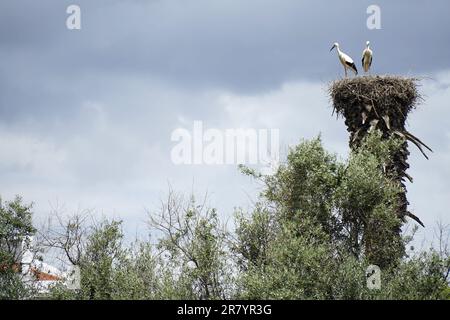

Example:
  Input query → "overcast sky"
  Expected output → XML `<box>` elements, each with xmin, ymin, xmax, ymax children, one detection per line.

<box><xmin>0</xmin><ymin>0</ymin><xmax>449</xmax><ymax>245</ymax></box>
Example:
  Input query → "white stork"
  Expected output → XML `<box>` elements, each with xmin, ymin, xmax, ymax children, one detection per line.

<box><xmin>330</xmin><ymin>42</ymin><xmax>358</xmax><ymax>77</ymax></box>
<box><xmin>362</xmin><ymin>41</ymin><xmax>373</xmax><ymax>73</ymax></box>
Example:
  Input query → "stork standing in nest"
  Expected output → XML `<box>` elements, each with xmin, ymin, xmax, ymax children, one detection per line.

<box><xmin>362</xmin><ymin>41</ymin><xmax>373</xmax><ymax>73</ymax></box>
<box><xmin>330</xmin><ymin>42</ymin><xmax>358</xmax><ymax>77</ymax></box>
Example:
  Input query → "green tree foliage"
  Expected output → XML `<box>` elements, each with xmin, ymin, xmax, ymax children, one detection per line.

<box><xmin>0</xmin><ymin>196</ymin><xmax>36</xmax><ymax>299</ymax></box>
<box><xmin>49</xmin><ymin>219</ymin><xmax>160</xmax><ymax>300</ymax></box>
<box><xmin>334</xmin><ymin>132</ymin><xmax>405</xmax><ymax>268</ymax></box>
<box><xmin>150</xmin><ymin>192</ymin><xmax>233</xmax><ymax>300</ymax></box>
<box><xmin>49</xmin><ymin>193</ymin><xmax>233</xmax><ymax>300</ymax></box>
<box><xmin>235</xmin><ymin>131</ymin><xmax>449</xmax><ymax>299</ymax></box>
<box><xmin>239</xmin><ymin>131</ymin><xmax>405</xmax><ymax>268</ymax></box>
<box><xmin>2</xmin><ymin>131</ymin><xmax>449</xmax><ymax>300</ymax></box>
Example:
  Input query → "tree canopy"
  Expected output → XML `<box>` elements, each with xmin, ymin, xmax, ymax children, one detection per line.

<box><xmin>1</xmin><ymin>131</ymin><xmax>449</xmax><ymax>300</ymax></box>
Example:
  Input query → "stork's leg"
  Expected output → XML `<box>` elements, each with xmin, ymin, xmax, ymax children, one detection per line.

<box><xmin>344</xmin><ymin>67</ymin><xmax>347</xmax><ymax>78</ymax></box>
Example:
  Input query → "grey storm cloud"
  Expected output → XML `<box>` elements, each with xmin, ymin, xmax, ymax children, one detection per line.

<box><xmin>1</xmin><ymin>0</ymin><xmax>450</xmax><ymax>94</ymax></box>
<box><xmin>1</xmin><ymin>0</ymin><xmax>449</xmax><ymax>124</ymax></box>
<box><xmin>0</xmin><ymin>0</ymin><xmax>449</xmax><ymax>241</ymax></box>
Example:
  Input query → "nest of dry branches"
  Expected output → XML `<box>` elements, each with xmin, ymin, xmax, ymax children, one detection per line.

<box><xmin>330</xmin><ymin>75</ymin><xmax>421</xmax><ymax>118</ymax></box>
<box><xmin>329</xmin><ymin>75</ymin><xmax>431</xmax><ymax>228</ymax></box>
<box><xmin>329</xmin><ymin>75</ymin><xmax>431</xmax><ymax>159</ymax></box>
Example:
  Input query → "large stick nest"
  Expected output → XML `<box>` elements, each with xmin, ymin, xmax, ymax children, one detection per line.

<box><xmin>330</xmin><ymin>75</ymin><xmax>421</xmax><ymax>120</ymax></box>
<box><xmin>329</xmin><ymin>75</ymin><xmax>431</xmax><ymax>158</ymax></box>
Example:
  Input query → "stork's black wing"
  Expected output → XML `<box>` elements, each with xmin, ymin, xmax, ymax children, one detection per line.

<box><xmin>346</xmin><ymin>61</ymin><xmax>358</xmax><ymax>75</ymax></box>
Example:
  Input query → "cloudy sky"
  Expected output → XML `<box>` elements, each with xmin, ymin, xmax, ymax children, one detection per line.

<box><xmin>0</xmin><ymin>0</ymin><xmax>449</xmax><ymax>244</ymax></box>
